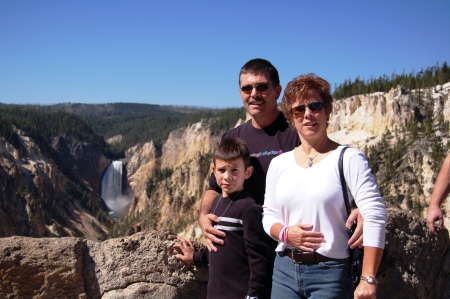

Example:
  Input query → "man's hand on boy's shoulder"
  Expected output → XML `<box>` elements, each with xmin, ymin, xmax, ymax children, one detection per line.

<box><xmin>346</xmin><ymin>208</ymin><xmax>364</xmax><ymax>249</ymax></box>
<box><xmin>173</xmin><ymin>236</ymin><xmax>194</xmax><ymax>264</ymax></box>
<box><xmin>199</xmin><ymin>190</ymin><xmax>227</xmax><ymax>252</ymax></box>
<box><xmin>199</xmin><ymin>212</ymin><xmax>226</xmax><ymax>252</ymax></box>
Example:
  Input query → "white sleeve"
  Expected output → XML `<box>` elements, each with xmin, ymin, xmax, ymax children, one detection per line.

<box><xmin>344</xmin><ymin>148</ymin><xmax>387</xmax><ymax>248</ymax></box>
<box><xmin>262</xmin><ymin>157</ymin><xmax>282</xmax><ymax>239</ymax></box>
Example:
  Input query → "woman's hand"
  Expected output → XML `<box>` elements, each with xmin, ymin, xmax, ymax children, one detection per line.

<box><xmin>355</xmin><ymin>247</ymin><xmax>383</xmax><ymax>299</ymax></box>
<box><xmin>287</xmin><ymin>223</ymin><xmax>325</xmax><ymax>252</ymax></box>
<box><xmin>354</xmin><ymin>280</ymin><xmax>377</xmax><ymax>299</ymax></box>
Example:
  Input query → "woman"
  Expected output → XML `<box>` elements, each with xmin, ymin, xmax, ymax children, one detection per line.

<box><xmin>262</xmin><ymin>74</ymin><xmax>387</xmax><ymax>299</ymax></box>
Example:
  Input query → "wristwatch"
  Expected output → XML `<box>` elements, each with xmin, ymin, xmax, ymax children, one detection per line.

<box><xmin>360</xmin><ymin>275</ymin><xmax>378</xmax><ymax>284</ymax></box>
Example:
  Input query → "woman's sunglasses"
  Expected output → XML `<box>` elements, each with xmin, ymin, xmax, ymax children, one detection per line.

<box><xmin>240</xmin><ymin>83</ymin><xmax>270</xmax><ymax>94</ymax></box>
<box><xmin>291</xmin><ymin>102</ymin><xmax>326</xmax><ymax>116</ymax></box>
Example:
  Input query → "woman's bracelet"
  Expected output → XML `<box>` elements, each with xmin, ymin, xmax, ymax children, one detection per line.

<box><xmin>279</xmin><ymin>225</ymin><xmax>290</xmax><ymax>244</ymax></box>
<box><xmin>283</xmin><ymin>226</ymin><xmax>289</xmax><ymax>245</ymax></box>
<box><xmin>283</xmin><ymin>226</ymin><xmax>290</xmax><ymax>244</ymax></box>
<box><xmin>279</xmin><ymin>226</ymin><xmax>287</xmax><ymax>242</ymax></box>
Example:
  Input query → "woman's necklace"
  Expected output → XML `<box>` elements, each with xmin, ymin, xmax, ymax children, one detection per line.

<box><xmin>211</xmin><ymin>190</ymin><xmax>243</xmax><ymax>218</ymax></box>
<box><xmin>307</xmin><ymin>151</ymin><xmax>320</xmax><ymax>167</ymax></box>
<box><xmin>301</xmin><ymin>145</ymin><xmax>320</xmax><ymax>167</ymax></box>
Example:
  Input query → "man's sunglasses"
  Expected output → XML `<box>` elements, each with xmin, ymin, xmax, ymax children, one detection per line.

<box><xmin>240</xmin><ymin>83</ymin><xmax>270</xmax><ymax>94</ymax></box>
<box><xmin>291</xmin><ymin>102</ymin><xmax>326</xmax><ymax>116</ymax></box>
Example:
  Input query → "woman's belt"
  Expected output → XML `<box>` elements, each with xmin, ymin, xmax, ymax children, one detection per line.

<box><xmin>284</xmin><ymin>248</ymin><xmax>333</xmax><ymax>264</ymax></box>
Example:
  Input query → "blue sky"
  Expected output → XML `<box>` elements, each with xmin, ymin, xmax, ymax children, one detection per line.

<box><xmin>1</xmin><ymin>1</ymin><xmax>449</xmax><ymax>108</ymax></box>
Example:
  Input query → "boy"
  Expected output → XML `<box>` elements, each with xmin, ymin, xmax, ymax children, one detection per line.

<box><xmin>174</xmin><ymin>137</ymin><xmax>272</xmax><ymax>299</ymax></box>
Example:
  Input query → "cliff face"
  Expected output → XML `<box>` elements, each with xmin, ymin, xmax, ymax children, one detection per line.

<box><xmin>327</xmin><ymin>84</ymin><xmax>450</xmax><ymax>223</ymax></box>
<box><xmin>328</xmin><ymin>85</ymin><xmax>450</xmax><ymax>147</ymax></box>
<box><xmin>1</xmin><ymin>84</ymin><xmax>450</xmax><ymax>297</ymax></box>
<box><xmin>0</xmin><ymin>130</ymin><xmax>111</xmax><ymax>240</ymax></box>
<box><xmin>120</xmin><ymin>84</ymin><xmax>450</xmax><ymax>239</ymax></box>
<box><xmin>50</xmin><ymin>135</ymin><xmax>111</xmax><ymax>194</ymax></box>
<box><xmin>161</xmin><ymin>122</ymin><xmax>215</xmax><ymax>170</ymax></box>
<box><xmin>126</xmin><ymin>141</ymin><xmax>161</xmax><ymax>211</ymax></box>
<box><xmin>144</xmin><ymin>152</ymin><xmax>211</xmax><ymax>238</ymax></box>
<box><xmin>124</xmin><ymin>121</ymin><xmax>220</xmax><ymax>240</ymax></box>
<box><xmin>1</xmin><ymin>209</ymin><xmax>449</xmax><ymax>299</ymax></box>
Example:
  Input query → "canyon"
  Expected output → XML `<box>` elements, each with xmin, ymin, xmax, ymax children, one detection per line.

<box><xmin>123</xmin><ymin>84</ymin><xmax>450</xmax><ymax>240</ymax></box>
<box><xmin>1</xmin><ymin>82</ymin><xmax>450</xmax><ymax>298</ymax></box>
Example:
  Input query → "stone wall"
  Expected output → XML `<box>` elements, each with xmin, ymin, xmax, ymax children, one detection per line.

<box><xmin>1</xmin><ymin>209</ymin><xmax>449</xmax><ymax>298</ymax></box>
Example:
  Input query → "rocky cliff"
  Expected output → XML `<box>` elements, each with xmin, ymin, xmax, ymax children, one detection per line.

<box><xmin>2</xmin><ymin>83</ymin><xmax>450</xmax><ymax>297</ymax></box>
<box><xmin>328</xmin><ymin>84</ymin><xmax>450</xmax><ymax>226</ymax></box>
<box><xmin>120</xmin><ymin>83</ymin><xmax>450</xmax><ymax>239</ymax></box>
<box><xmin>1</xmin><ymin>209</ymin><xmax>449</xmax><ymax>299</ymax></box>
<box><xmin>328</xmin><ymin>84</ymin><xmax>450</xmax><ymax>151</ymax></box>
<box><xmin>0</xmin><ymin>129</ymin><xmax>112</xmax><ymax>241</ymax></box>
<box><xmin>1</xmin><ymin>83</ymin><xmax>448</xmax><ymax>242</ymax></box>
<box><xmin>122</xmin><ymin>121</ymin><xmax>221</xmax><ymax>240</ymax></box>
<box><xmin>126</xmin><ymin>141</ymin><xmax>161</xmax><ymax>212</ymax></box>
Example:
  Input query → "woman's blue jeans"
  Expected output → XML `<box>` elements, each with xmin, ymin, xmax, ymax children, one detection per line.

<box><xmin>271</xmin><ymin>253</ymin><xmax>353</xmax><ymax>299</ymax></box>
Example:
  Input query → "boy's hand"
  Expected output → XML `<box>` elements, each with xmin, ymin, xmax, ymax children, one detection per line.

<box><xmin>199</xmin><ymin>213</ymin><xmax>225</xmax><ymax>252</ymax></box>
<box><xmin>173</xmin><ymin>236</ymin><xmax>194</xmax><ymax>264</ymax></box>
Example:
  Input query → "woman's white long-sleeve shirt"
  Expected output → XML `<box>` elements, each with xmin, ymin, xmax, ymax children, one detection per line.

<box><xmin>262</xmin><ymin>146</ymin><xmax>387</xmax><ymax>259</ymax></box>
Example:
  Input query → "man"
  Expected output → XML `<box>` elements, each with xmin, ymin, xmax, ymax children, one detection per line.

<box><xmin>427</xmin><ymin>153</ymin><xmax>450</xmax><ymax>236</ymax></box>
<box><xmin>199</xmin><ymin>58</ymin><xmax>363</xmax><ymax>252</ymax></box>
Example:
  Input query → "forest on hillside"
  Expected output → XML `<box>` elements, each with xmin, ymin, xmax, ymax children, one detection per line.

<box><xmin>363</xmin><ymin>89</ymin><xmax>449</xmax><ymax>215</ymax></box>
<box><xmin>0</xmin><ymin>106</ymin><xmax>113</xmax><ymax>158</ymax></box>
<box><xmin>0</xmin><ymin>104</ymin><xmax>246</xmax><ymax>159</ymax></box>
<box><xmin>333</xmin><ymin>61</ymin><xmax>450</xmax><ymax>99</ymax></box>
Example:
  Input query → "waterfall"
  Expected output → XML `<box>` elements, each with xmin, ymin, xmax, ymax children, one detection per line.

<box><xmin>101</xmin><ymin>161</ymin><xmax>131</xmax><ymax>215</ymax></box>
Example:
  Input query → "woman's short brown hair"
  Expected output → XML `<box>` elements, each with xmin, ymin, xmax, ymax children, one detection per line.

<box><xmin>281</xmin><ymin>74</ymin><xmax>333</xmax><ymax>125</ymax></box>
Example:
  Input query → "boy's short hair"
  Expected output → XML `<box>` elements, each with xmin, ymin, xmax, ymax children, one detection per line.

<box><xmin>214</xmin><ymin>137</ymin><xmax>251</xmax><ymax>168</ymax></box>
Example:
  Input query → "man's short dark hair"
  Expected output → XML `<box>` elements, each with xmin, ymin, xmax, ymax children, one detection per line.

<box><xmin>239</xmin><ymin>58</ymin><xmax>280</xmax><ymax>87</ymax></box>
<box><xmin>214</xmin><ymin>137</ymin><xmax>251</xmax><ymax>168</ymax></box>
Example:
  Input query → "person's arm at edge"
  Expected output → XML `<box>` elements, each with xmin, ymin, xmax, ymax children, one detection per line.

<box><xmin>354</xmin><ymin>246</ymin><xmax>383</xmax><ymax>299</ymax></box>
<box><xmin>427</xmin><ymin>153</ymin><xmax>450</xmax><ymax>236</ymax></box>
